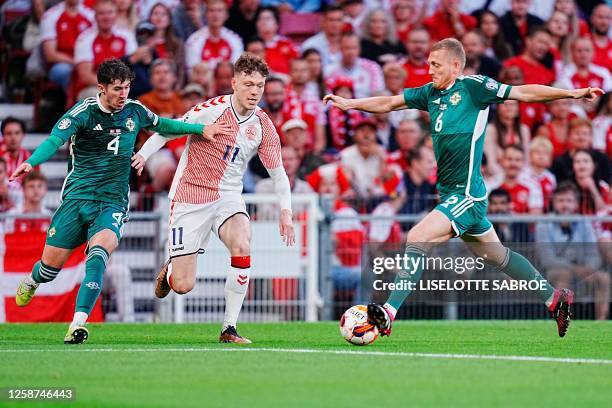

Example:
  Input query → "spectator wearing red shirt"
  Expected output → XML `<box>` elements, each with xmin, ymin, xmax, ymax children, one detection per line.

<box><xmin>185</xmin><ymin>0</ymin><xmax>243</xmax><ymax>70</ymax></box>
<box><xmin>499</xmin><ymin>0</ymin><xmax>545</xmax><ymax>55</ymax></box>
<box><xmin>535</xmin><ymin>98</ymin><xmax>573</xmax><ymax>158</ymax></box>
<box><xmin>498</xmin><ymin>65</ymin><xmax>547</xmax><ymax>130</ymax></box>
<box><xmin>591</xmin><ymin>93</ymin><xmax>611</xmax><ymax>157</ymax></box>
<box><xmin>387</xmin><ymin>119</ymin><xmax>423</xmax><ymax>170</ymax></box>
<box><xmin>589</xmin><ymin>4</ymin><xmax>611</xmax><ymax>71</ymax></box>
<box><xmin>393</xmin><ymin>0</ymin><xmax>428</xmax><ymax>45</ymax></box>
<box><xmin>423</xmin><ymin>0</ymin><xmax>476</xmax><ymax>42</ymax></box>
<box><xmin>402</xmin><ymin>28</ymin><xmax>431</xmax><ymax>88</ymax></box>
<box><xmin>571</xmin><ymin>149</ymin><xmax>609</xmax><ymax>216</ymax></box>
<box><xmin>519</xmin><ymin>136</ymin><xmax>557</xmax><ymax>212</ymax></box>
<box><xmin>0</xmin><ymin>117</ymin><xmax>33</xmax><ymax>180</ymax></box>
<box><xmin>262</xmin><ymin>77</ymin><xmax>302</xmax><ymax>140</ymax></box>
<box><xmin>256</xmin><ymin>7</ymin><xmax>298</xmax><ymax>76</ymax></box>
<box><xmin>559</xmin><ymin>37</ymin><xmax>611</xmax><ymax>119</ymax></box>
<box><xmin>148</xmin><ymin>3</ymin><xmax>185</xmax><ymax>86</ymax></box>
<box><xmin>40</xmin><ymin>0</ymin><xmax>94</xmax><ymax>91</ymax></box>
<box><xmin>503</xmin><ymin>27</ymin><xmax>556</xmax><ymax>86</ymax></box>
<box><xmin>494</xmin><ymin>145</ymin><xmax>544</xmax><ymax>214</ymax></box>
<box><xmin>73</xmin><ymin>0</ymin><xmax>137</xmax><ymax>100</ymax></box>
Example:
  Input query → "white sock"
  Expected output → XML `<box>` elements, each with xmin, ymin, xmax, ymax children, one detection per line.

<box><xmin>544</xmin><ymin>292</ymin><xmax>555</xmax><ymax>308</ymax></box>
<box><xmin>71</xmin><ymin>311</ymin><xmax>88</xmax><ymax>327</ymax></box>
<box><xmin>223</xmin><ymin>266</ymin><xmax>250</xmax><ymax>330</ymax></box>
<box><xmin>383</xmin><ymin>303</ymin><xmax>397</xmax><ymax>319</ymax></box>
<box><xmin>25</xmin><ymin>274</ymin><xmax>38</xmax><ymax>287</ymax></box>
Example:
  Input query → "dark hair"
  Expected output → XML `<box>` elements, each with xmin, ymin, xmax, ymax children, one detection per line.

<box><xmin>476</xmin><ymin>10</ymin><xmax>512</xmax><ymax>61</ymax></box>
<box><xmin>97</xmin><ymin>58</ymin><xmax>135</xmax><ymax>85</ymax></box>
<box><xmin>492</xmin><ymin>102</ymin><xmax>521</xmax><ymax>150</ymax></box>
<box><xmin>489</xmin><ymin>188</ymin><xmax>511</xmax><ymax>201</ymax></box>
<box><xmin>407</xmin><ymin>143</ymin><xmax>427</xmax><ymax>164</ymax></box>
<box><xmin>234</xmin><ymin>53</ymin><xmax>269</xmax><ymax>78</ymax></box>
<box><xmin>256</xmin><ymin>6</ymin><xmax>280</xmax><ymax>25</ymax></box>
<box><xmin>504</xmin><ymin>143</ymin><xmax>524</xmax><ymax>154</ymax></box>
<box><xmin>323</xmin><ymin>4</ymin><xmax>344</xmax><ymax>15</ymax></box>
<box><xmin>553</xmin><ymin>180</ymin><xmax>579</xmax><ymax>198</ymax></box>
<box><xmin>1</xmin><ymin>116</ymin><xmax>26</xmax><ymax>135</ymax></box>
<box><xmin>265</xmin><ymin>76</ymin><xmax>284</xmax><ymax>87</ymax></box>
<box><xmin>527</xmin><ymin>25</ymin><xmax>551</xmax><ymax>38</ymax></box>
<box><xmin>301</xmin><ymin>48</ymin><xmax>325</xmax><ymax>99</ymax></box>
<box><xmin>23</xmin><ymin>170</ymin><xmax>47</xmax><ymax>186</ymax></box>
<box><xmin>148</xmin><ymin>3</ymin><xmax>181</xmax><ymax>62</ymax></box>
<box><xmin>245</xmin><ymin>36</ymin><xmax>264</xmax><ymax>48</ymax></box>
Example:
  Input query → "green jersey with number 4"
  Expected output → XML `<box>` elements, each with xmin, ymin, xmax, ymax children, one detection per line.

<box><xmin>50</xmin><ymin>96</ymin><xmax>159</xmax><ymax>207</ymax></box>
<box><xmin>403</xmin><ymin>75</ymin><xmax>512</xmax><ymax>200</ymax></box>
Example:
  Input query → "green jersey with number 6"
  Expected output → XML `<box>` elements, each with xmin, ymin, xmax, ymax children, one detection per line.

<box><xmin>403</xmin><ymin>75</ymin><xmax>512</xmax><ymax>200</ymax></box>
<box><xmin>50</xmin><ymin>95</ymin><xmax>159</xmax><ymax>207</ymax></box>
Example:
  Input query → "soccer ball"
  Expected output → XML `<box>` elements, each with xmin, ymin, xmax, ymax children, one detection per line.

<box><xmin>339</xmin><ymin>305</ymin><xmax>379</xmax><ymax>346</ymax></box>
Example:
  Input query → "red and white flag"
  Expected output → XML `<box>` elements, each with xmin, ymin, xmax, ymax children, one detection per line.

<box><xmin>0</xmin><ymin>216</ymin><xmax>103</xmax><ymax>323</ymax></box>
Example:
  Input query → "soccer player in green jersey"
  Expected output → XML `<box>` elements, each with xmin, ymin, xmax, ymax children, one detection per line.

<box><xmin>11</xmin><ymin>59</ymin><xmax>232</xmax><ymax>344</ymax></box>
<box><xmin>324</xmin><ymin>38</ymin><xmax>604</xmax><ymax>338</ymax></box>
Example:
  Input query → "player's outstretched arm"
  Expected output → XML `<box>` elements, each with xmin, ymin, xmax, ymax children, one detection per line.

<box><xmin>508</xmin><ymin>85</ymin><xmax>604</xmax><ymax>103</ymax></box>
<box><xmin>10</xmin><ymin>136</ymin><xmax>63</xmax><ymax>180</ymax></box>
<box><xmin>323</xmin><ymin>93</ymin><xmax>407</xmax><ymax>113</ymax></box>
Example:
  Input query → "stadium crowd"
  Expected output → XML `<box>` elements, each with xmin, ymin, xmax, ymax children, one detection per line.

<box><xmin>0</xmin><ymin>0</ymin><xmax>610</xmax><ymax>310</ymax></box>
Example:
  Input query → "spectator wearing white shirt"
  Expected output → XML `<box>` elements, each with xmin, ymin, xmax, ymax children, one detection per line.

<box><xmin>301</xmin><ymin>4</ymin><xmax>344</xmax><ymax>67</ymax></box>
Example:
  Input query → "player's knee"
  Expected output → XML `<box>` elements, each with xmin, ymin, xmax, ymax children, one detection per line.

<box><xmin>229</xmin><ymin>239</ymin><xmax>250</xmax><ymax>256</ymax></box>
<box><xmin>171</xmin><ymin>277</ymin><xmax>195</xmax><ymax>294</ymax></box>
<box><xmin>595</xmin><ymin>271</ymin><xmax>610</xmax><ymax>287</ymax></box>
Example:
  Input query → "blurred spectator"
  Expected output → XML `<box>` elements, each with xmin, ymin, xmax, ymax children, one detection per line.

<box><xmin>301</xmin><ymin>4</ymin><xmax>344</xmax><ymax>67</ymax></box>
<box><xmin>423</xmin><ymin>0</ymin><xmax>476</xmax><ymax>42</ymax></box>
<box><xmin>325</xmin><ymin>32</ymin><xmax>384</xmax><ymax>99</ymax></box>
<box><xmin>180</xmin><ymin>82</ymin><xmax>205</xmax><ymax>113</ymax></box>
<box><xmin>148</xmin><ymin>2</ymin><xmax>185</xmax><ymax>87</ymax></box>
<box><xmin>226</xmin><ymin>0</ymin><xmax>261</xmax><ymax>43</ymax></box>
<box><xmin>138</xmin><ymin>59</ymin><xmax>184</xmax><ymax>118</ymax></box>
<box><xmin>462</xmin><ymin>31</ymin><xmax>502</xmax><ymax>79</ymax></box>
<box><xmin>341</xmin><ymin>0</ymin><xmax>367</xmax><ymax>35</ymax></box>
<box><xmin>0</xmin><ymin>117</ymin><xmax>32</xmax><ymax>178</ymax></box>
<box><xmin>287</xmin><ymin>58</ymin><xmax>326</xmax><ymax>152</ymax></box>
<box><xmin>552</xmin><ymin>118</ymin><xmax>610</xmax><ymax>183</ymax></box>
<box><xmin>325</xmin><ymin>76</ymin><xmax>364</xmax><ymax>151</ymax></box>
<box><xmin>255</xmin><ymin>146</ymin><xmax>314</xmax><ymax>219</ymax></box>
<box><xmin>571</xmin><ymin>149</ymin><xmax>609</xmax><ymax>216</ymax></box>
<box><xmin>499</xmin><ymin>65</ymin><xmax>547</xmax><ymax>131</ymax></box>
<box><xmin>588</xmin><ymin>4</ymin><xmax>611</xmax><ymax>70</ymax></box>
<box><xmin>503</xmin><ymin>26</ymin><xmax>555</xmax><ymax>86</ymax></box>
<box><xmin>0</xmin><ymin>158</ymin><xmax>23</xmax><ymax>212</ymax></box>
<box><xmin>360</xmin><ymin>9</ymin><xmax>406</xmax><ymax>66</ymax></box>
<box><xmin>477</xmin><ymin>10</ymin><xmax>512</xmax><ymax>62</ymax></box>
<box><xmin>387</xmin><ymin>119</ymin><xmax>423</xmax><ymax>168</ymax></box>
<box><xmin>340</xmin><ymin>117</ymin><xmax>388</xmax><ymax>201</ymax></box>
<box><xmin>263</xmin><ymin>77</ymin><xmax>301</xmax><ymax>138</ymax></box>
<box><xmin>261</xmin><ymin>0</ymin><xmax>321</xmax><ymax>13</ymax></box>
<box><xmin>245</xmin><ymin>36</ymin><xmax>266</xmax><ymax>60</ymax></box>
<box><xmin>519</xmin><ymin>136</ymin><xmax>557</xmax><ymax>212</ymax></box>
<box><xmin>281</xmin><ymin>119</ymin><xmax>325</xmax><ymax>178</ymax></box>
<box><xmin>402</xmin><ymin>28</ymin><xmax>431</xmax><ymax>88</ymax></box>
<box><xmin>558</xmin><ymin>37</ymin><xmax>611</xmax><ymax>119</ymax></box>
<box><xmin>39</xmin><ymin>0</ymin><xmax>94</xmax><ymax>91</ymax></box>
<box><xmin>484</xmin><ymin>99</ymin><xmax>530</xmax><ymax>168</ymax></box>
<box><xmin>8</xmin><ymin>170</ymin><xmax>48</xmax><ymax>214</ymax></box>
<box><xmin>488</xmin><ymin>188</ymin><xmax>531</xmax><ymax>242</ymax></box>
<box><xmin>397</xmin><ymin>143</ymin><xmax>435</xmax><ymax>217</ymax></box>
<box><xmin>535</xmin><ymin>98</ymin><xmax>572</xmax><ymax>158</ymax></box>
<box><xmin>382</xmin><ymin>62</ymin><xmax>419</xmax><ymax>131</ymax></box>
<box><xmin>554</xmin><ymin>0</ymin><xmax>589</xmax><ymax>38</ymax></box>
<box><xmin>493</xmin><ymin>145</ymin><xmax>544</xmax><ymax>214</ymax></box>
<box><xmin>546</xmin><ymin>10</ymin><xmax>573</xmax><ymax>69</ymax></box>
<box><xmin>73</xmin><ymin>0</ymin><xmax>137</xmax><ymax>100</ymax></box>
<box><xmin>213</xmin><ymin>61</ymin><xmax>234</xmax><ymax>95</ymax></box>
<box><xmin>499</xmin><ymin>0</ymin><xmax>545</xmax><ymax>56</ymax></box>
<box><xmin>185</xmin><ymin>0</ymin><xmax>243</xmax><ymax>70</ymax></box>
<box><xmin>115</xmin><ymin>0</ymin><xmax>138</xmax><ymax>31</ymax></box>
<box><xmin>536</xmin><ymin>181</ymin><xmax>609</xmax><ymax>320</ymax></box>
<box><xmin>256</xmin><ymin>7</ymin><xmax>298</xmax><ymax>75</ymax></box>
<box><xmin>188</xmin><ymin>62</ymin><xmax>213</xmax><ymax>98</ymax></box>
<box><xmin>302</xmin><ymin>48</ymin><xmax>326</xmax><ymax>100</ymax></box>
<box><xmin>127</xmin><ymin>21</ymin><xmax>159</xmax><ymax>98</ymax></box>
<box><xmin>172</xmin><ymin>0</ymin><xmax>206</xmax><ymax>42</ymax></box>
<box><xmin>393</xmin><ymin>0</ymin><xmax>428</xmax><ymax>45</ymax></box>
<box><xmin>591</xmin><ymin>94</ymin><xmax>611</xmax><ymax>157</ymax></box>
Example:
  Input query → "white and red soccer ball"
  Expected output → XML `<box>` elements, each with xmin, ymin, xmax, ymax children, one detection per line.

<box><xmin>339</xmin><ymin>305</ymin><xmax>379</xmax><ymax>346</ymax></box>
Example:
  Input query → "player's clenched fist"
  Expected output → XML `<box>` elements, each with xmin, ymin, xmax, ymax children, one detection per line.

<box><xmin>202</xmin><ymin>121</ymin><xmax>234</xmax><ymax>141</ymax></box>
<box><xmin>279</xmin><ymin>209</ymin><xmax>295</xmax><ymax>247</ymax></box>
<box><xmin>9</xmin><ymin>162</ymin><xmax>32</xmax><ymax>181</ymax></box>
<box><xmin>323</xmin><ymin>94</ymin><xmax>353</xmax><ymax>111</ymax></box>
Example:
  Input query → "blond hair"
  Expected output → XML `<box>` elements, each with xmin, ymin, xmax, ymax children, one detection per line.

<box><xmin>430</xmin><ymin>38</ymin><xmax>466</xmax><ymax>69</ymax></box>
<box><xmin>529</xmin><ymin>136</ymin><xmax>553</xmax><ymax>154</ymax></box>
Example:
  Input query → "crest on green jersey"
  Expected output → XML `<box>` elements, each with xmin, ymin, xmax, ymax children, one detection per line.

<box><xmin>126</xmin><ymin>118</ymin><xmax>135</xmax><ymax>132</ymax></box>
<box><xmin>48</xmin><ymin>227</ymin><xmax>56</xmax><ymax>237</ymax></box>
<box><xmin>58</xmin><ymin>118</ymin><xmax>71</xmax><ymax>130</ymax></box>
<box><xmin>450</xmin><ymin>92</ymin><xmax>461</xmax><ymax>105</ymax></box>
<box><xmin>486</xmin><ymin>78</ymin><xmax>499</xmax><ymax>90</ymax></box>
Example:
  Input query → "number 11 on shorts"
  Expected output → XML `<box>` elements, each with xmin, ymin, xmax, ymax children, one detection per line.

<box><xmin>172</xmin><ymin>227</ymin><xmax>184</xmax><ymax>246</ymax></box>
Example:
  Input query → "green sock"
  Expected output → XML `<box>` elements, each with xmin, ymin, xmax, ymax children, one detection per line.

<box><xmin>31</xmin><ymin>261</ymin><xmax>61</xmax><ymax>283</ymax></box>
<box><xmin>76</xmin><ymin>246</ymin><xmax>108</xmax><ymax>314</ymax></box>
<box><xmin>499</xmin><ymin>249</ymin><xmax>554</xmax><ymax>303</ymax></box>
<box><xmin>386</xmin><ymin>245</ymin><xmax>427</xmax><ymax>312</ymax></box>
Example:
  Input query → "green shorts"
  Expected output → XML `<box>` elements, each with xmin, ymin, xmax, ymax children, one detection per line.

<box><xmin>435</xmin><ymin>193</ymin><xmax>493</xmax><ymax>238</ymax></box>
<box><xmin>46</xmin><ymin>199</ymin><xmax>128</xmax><ymax>249</ymax></box>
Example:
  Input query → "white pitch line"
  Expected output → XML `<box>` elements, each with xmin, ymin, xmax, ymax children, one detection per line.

<box><xmin>0</xmin><ymin>347</ymin><xmax>611</xmax><ymax>365</ymax></box>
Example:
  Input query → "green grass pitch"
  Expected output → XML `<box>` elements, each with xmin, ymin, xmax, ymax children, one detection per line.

<box><xmin>1</xmin><ymin>321</ymin><xmax>611</xmax><ymax>408</ymax></box>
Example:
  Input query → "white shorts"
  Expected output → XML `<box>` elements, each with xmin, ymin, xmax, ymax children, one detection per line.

<box><xmin>168</xmin><ymin>193</ymin><xmax>249</xmax><ymax>258</ymax></box>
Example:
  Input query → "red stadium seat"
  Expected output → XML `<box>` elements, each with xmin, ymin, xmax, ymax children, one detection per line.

<box><xmin>279</xmin><ymin>12</ymin><xmax>321</xmax><ymax>44</ymax></box>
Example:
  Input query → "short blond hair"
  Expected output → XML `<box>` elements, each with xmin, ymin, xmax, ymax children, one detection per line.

<box><xmin>430</xmin><ymin>38</ymin><xmax>466</xmax><ymax>69</ymax></box>
<box><xmin>529</xmin><ymin>136</ymin><xmax>553</xmax><ymax>154</ymax></box>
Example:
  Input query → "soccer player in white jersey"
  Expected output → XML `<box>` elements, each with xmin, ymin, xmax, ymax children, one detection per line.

<box><xmin>133</xmin><ymin>54</ymin><xmax>295</xmax><ymax>343</ymax></box>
